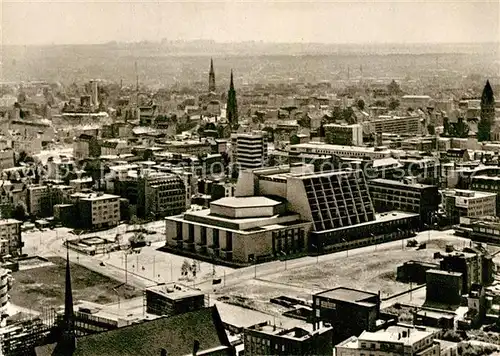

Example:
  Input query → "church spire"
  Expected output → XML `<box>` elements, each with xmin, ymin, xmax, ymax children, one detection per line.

<box><xmin>226</xmin><ymin>69</ymin><xmax>238</xmax><ymax>128</ymax></box>
<box><xmin>60</xmin><ymin>247</ymin><xmax>76</xmax><ymax>354</ymax></box>
<box><xmin>208</xmin><ymin>58</ymin><xmax>216</xmax><ymax>93</ymax></box>
<box><xmin>478</xmin><ymin>79</ymin><xmax>496</xmax><ymax>142</ymax></box>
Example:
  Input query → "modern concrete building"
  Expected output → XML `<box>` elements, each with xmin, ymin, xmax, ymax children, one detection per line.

<box><xmin>27</xmin><ymin>185</ymin><xmax>50</xmax><ymax>217</ymax></box>
<box><xmin>368</xmin><ymin>179</ymin><xmax>439</xmax><ymax>225</ymax></box>
<box><xmin>165</xmin><ymin>196</ymin><xmax>312</xmax><ymax>264</ymax></box>
<box><xmin>288</xmin><ymin>142</ymin><xmax>403</xmax><ymax>160</ymax></box>
<box><xmin>145</xmin><ymin>283</ymin><xmax>205</xmax><ymax>317</ymax></box>
<box><xmin>401</xmin><ymin>95</ymin><xmax>432</xmax><ymax>109</ymax></box>
<box><xmin>244</xmin><ymin>323</ymin><xmax>333</xmax><ymax>356</ymax></box>
<box><xmin>336</xmin><ymin>325</ymin><xmax>440</xmax><ymax>356</ymax></box>
<box><xmin>324</xmin><ymin>123</ymin><xmax>363</xmax><ymax>146</ymax></box>
<box><xmin>72</xmin><ymin>192</ymin><xmax>120</xmax><ymax>230</ymax></box>
<box><xmin>0</xmin><ymin>218</ymin><xmax>22</xmax><ymax>257</ymax></box>
<box><xmin>443</xmin><ymin>189</ymin><xmax>496</xmax><ymax>224</ymax></box>
<box><xmin>366</xmin><ymin>115</ymin><xmax>420</xmax><ymax>135</ymax></box>
<box><xmin>231</xmin><ymin>132</ymin><xmax>268</xmax><ymax>170</ymax></box>
<box><xmin>137</xmin><ymin>172</ymin><xmax>187</xmax><ymax>219</ymax></box>
<box><xmin>312</xmin><ymin>287</ymin><xmax>381</xmax><ymax>343</ymax></box>
<box><xmin>426</xmin><ymin>269</ymin><xmax>463</xmax><ymax>305</ymax></box>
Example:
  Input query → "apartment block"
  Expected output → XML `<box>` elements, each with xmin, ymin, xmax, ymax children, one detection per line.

<box><xmin>72</xmin><ymin>192</ymin><xmax>120</xmax><ymax>230</ymax></box>
<box><xmin>231</xmin><ymin>132</ymin><xmax>268</xmax><ymax>170</ymax></box>
<box><xmin>0</xmin><ymin>219</ymin><xmax>22</xmax><ymax>257</ymax></box>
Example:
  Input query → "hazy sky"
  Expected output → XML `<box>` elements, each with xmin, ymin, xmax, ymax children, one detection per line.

<box><xmin>2</xmin><ymin>0</ymin><xmax>499</xmax><ymax>45</ymax></box>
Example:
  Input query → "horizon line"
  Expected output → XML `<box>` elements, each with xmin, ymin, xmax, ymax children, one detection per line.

<box><xmin>3</xmin><ymin>40</ymin><xmax>500</xmax><ymax>47</ymax></box>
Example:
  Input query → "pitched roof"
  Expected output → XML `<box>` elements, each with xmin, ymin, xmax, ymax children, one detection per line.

<box><xmin>36</xmin><ymin>306</ymin><xmax>233</xmax><ymax>356</ymax></box>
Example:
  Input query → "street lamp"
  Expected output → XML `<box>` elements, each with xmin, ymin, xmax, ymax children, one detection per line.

<box><xmin>341</xmin><ymin>238</ymin><xmax>348</xmax><ymax>257</ymax></box>
<box><xmin>311</xmin><ymin>243</ymin><xmax>321</xmax><ymax>264</ymax></box>
<box><xmin>279</xmin><ymin>251</ymin><xmax>287</xmax><ymax>270</ymax></box>
<box><xmin>397</xmin><ymin>228</ymin><xmax>403</xmax><ymax>250</ymax></box>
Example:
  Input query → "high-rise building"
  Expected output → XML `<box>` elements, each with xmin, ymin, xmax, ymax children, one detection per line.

<box><xmin>478</xmin><ymin>80</ymin><xmax>495</xmax><ymax>142</ymax></box>
<box><xmin>226</xmin><ymin>70</ymin><xmax>238</xmax><ymax>127</ymax></box>
<box><xmin>231</xmin><ymin>132</ymin><xmax>268</xmax><ymax>170</ymax></box>
<box><xmin>208</xmin><ymin>58</ymin><xmax>216</xmax><ymax>93</ymax></box>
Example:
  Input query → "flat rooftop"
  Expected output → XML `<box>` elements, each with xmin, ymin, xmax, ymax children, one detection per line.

<box><xmin>0</xmin><ymin>219</ymin><xmax>21</xmax><ymax>225</ymax></box>
<box><xmin>359</xmin><ymin>325</ymin><xmax>433</xmax><ymax>346</ymax></box>
<box><xmin>211</xmin><ymin>196</ymin><xmax>282</xmax><ymax>208</ymax></box>
<box><xmin>427</xmin><ymin>269</ymin><xmax>463</xmax><ymax>277</ymax></box>
<box><xmin>289</xmin><ymin>142</ymin><xmax>392</xmax><ymax>154</ymax></box>
<box><xmin>146</xmin><ymin>283</ymin><xmax>204</xmax><ymax>300</ymax></box>
<box><xmin>72</xmin><ymin>192</ymin><xmax>120</xmax><ymax>201</ymax></box>
<box><xmin>315</xmin><ymin>286</ymin><xmax>377</xmax><ymax>303</ymax></box>
<box><xmin>369</xmin><ymin>178</ymin><xmax>435</xmax><ymax>189</ymax></box>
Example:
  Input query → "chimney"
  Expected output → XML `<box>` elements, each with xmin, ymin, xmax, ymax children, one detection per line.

<box><xmin>193</xmin><ymin>340</ymin><xmax>200</xmax><ymax>356</ymax></box>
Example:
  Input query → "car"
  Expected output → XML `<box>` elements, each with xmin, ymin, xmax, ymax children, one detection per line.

<box><xmin>99</xmin><ymin>262</ymin><xmax>106</xmax><ymax>266</ymax></box>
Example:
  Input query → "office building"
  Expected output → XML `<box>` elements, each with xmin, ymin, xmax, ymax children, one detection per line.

<box><xmin>231</xmin><ymin>132</ymin><xmax>268</xmax><ymax>170</ymax></box>
<box><xmin>72</xmin><ymin>192</ymin><xmax>120</xmax><ymax>230</ymax></box>
<box><xmin>244</xmin><ymin>323</ymin><xmax>333</xmax><ymax>356</ymax></box>
<box><xmin>366</xmin><ymin>115</ymin><xmax>420</xmax><ymax>135</ymax></box>
<box><xmin>470</xmin><ymin>175</ymin><xmax>500</xmax><ymax>215</ymax></box>
<box><xmin>27</xmin><ymin>185</ymin><xmax>51</xmax><ymax>217</ymax></box>
<box><xmin>401</xmin><ymin>95</ymin><xmax>432</xmax><ymax>109</ymax></box>
<box><xmin>0</xmin><ymin>219</ymin><xmax>23</xmax><ymax>258</ymax></box>
<box><xmin>288</xmin><ymin>142</ymin><xmax>403</xmax><ymax>160</ymax></box>
<box><xmin>312</xmin><ymin>287</ymin><xmax>381</xmax><ymax>343</ymax></box>
<box><xmin>368</xmin><ymin>179</ymin><xmax>439</xmax><ymax>225</ymax></box>
<box><xmin>443</xmin><ymin>189</ymin><xmax>496</xmax><ymax>224</ymax></box>
<box><xmin>137</xmin><ymin>172</ymin><xmax>187</xmax><ymax>219</ymax></box>
<box><xmin>439</xmin><ymin>249</ymin><xmax>494</xmax><ymax>293</ymax></box>
<box><xmin>145</xmin><ymin>283</ymin><xmax>205</xmax><ymax>317</ymax></box>
<box><xmin>324</xmin><ymin>123</ymin><xmax>363</xmax><ymax>146</ymax></box>
<box><xmin>426</xmin><ymin>269</ymin><xmax>463</xmax><ymax>305</ymax></box>
<box><xmin>336</xmin><ymin>325</ymin><xmax>440</xmax><ymax>356</ymax></box>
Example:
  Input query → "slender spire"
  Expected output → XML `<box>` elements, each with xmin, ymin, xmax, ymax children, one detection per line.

<box><xmin>208</xmin><ymin>58</ymin><xmax>216</xmax><ymax>93</ymax></box>
<box><xmin>59</xmin><ymin>246</ymin><xmax>76</xmax><ymax>355</ymax></box>
<box><xmin>64</xmin><ymin>248</ymin><xmax>74</xmax><ymax>323</ymax></box>
<box><xmin>226</xmin><ymin>69</ymin><xmax>238</xmax><ymax>128</ymax></box>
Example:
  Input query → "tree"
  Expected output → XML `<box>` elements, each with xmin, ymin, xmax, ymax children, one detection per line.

<box><xmin>388</xmin><ymin>98</ymin><xmax>400</xmax><ymax>110</ymax></box>
<box><xmin>12</xmin><ymin>203</ymin><xmax>27</xmax><ymax>221</ymax></box>
<box><xmin>387</xmin><ymin>80</ymin><xmax>402</xmax><ymax>96</ymax></box>
<box><xmin>427</xmin><ymin>124</ymin><xmax>436</xmax><ymax>135</ymax></box>
<box><xmin>356</xmin><ymin>99</ymin><xmax>365</xmax><ymax>111</ymax></box>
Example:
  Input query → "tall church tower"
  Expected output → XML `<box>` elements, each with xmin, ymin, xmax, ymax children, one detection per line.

<box><xmin>226</xmin><ymin>70</ymin><xmax>238</xmax><ymax>128</ymax></box>
<box><xmin>208</xmin><ymin>58</ymin><xmax>216</xmax><ymax>93</ymax></box>
<box><xmin>52</xmin><ymin>249</ymin><xmax>76</xmax><ymax>355</ymax></box>
<box><xmin>478</xmin><ymin>80</ymin><xmax>495</xmax><ymax>141</ymax></box>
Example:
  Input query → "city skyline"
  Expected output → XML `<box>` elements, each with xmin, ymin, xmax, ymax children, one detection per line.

<box><xmin>1</xmin><ymin>0</ymin><xmax>499</xmax><ymax>45</ymax></box>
